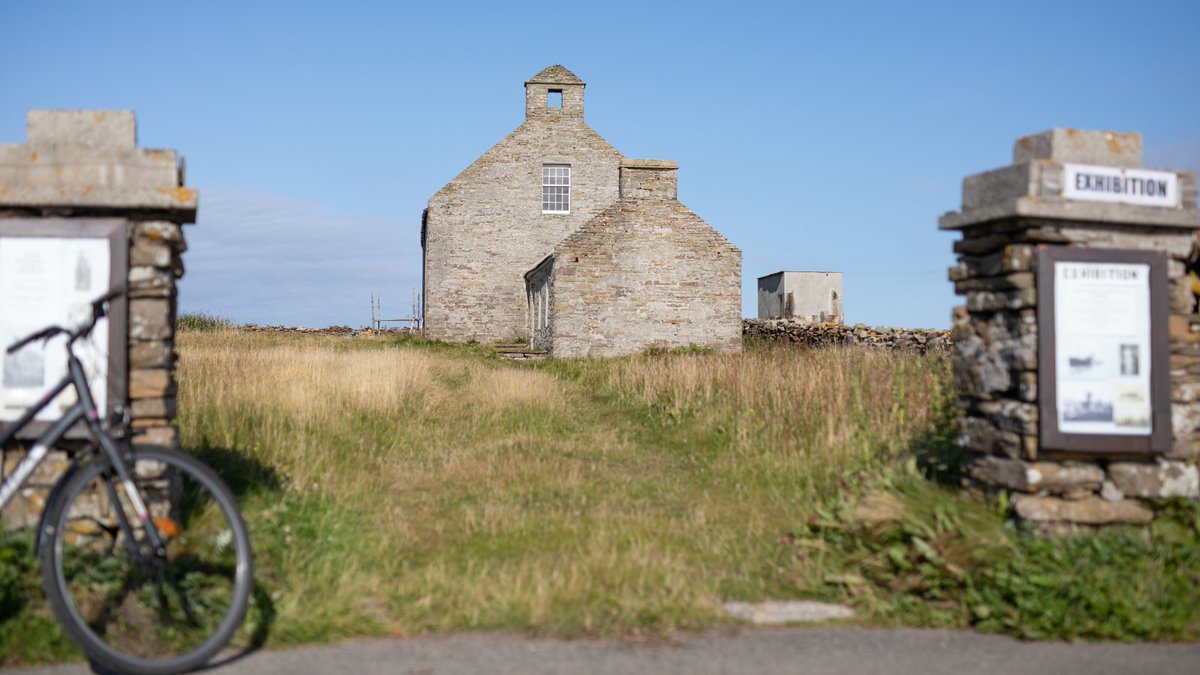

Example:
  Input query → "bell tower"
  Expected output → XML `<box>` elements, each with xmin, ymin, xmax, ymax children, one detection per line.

<box><xmin>525</xmin><ymin>65</ymin><xmax>585</xmax><ymax>119</ymax></box>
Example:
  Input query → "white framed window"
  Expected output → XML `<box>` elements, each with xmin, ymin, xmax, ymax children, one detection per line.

<box><xmin>542</xmin><ymin>164</ymin><xmax>570</xmax><ymax>213</ymax></box>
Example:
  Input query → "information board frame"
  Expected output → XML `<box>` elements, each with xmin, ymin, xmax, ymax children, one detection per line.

<box><xmin>1036</xmin><ymin>246</ymin><xmax>1171</xmax><ymax>454</ymax></box>
<box><xmin>0</xmin><ymin>218</ymin><xmax>128</xmax><ymax>441</ymax></box>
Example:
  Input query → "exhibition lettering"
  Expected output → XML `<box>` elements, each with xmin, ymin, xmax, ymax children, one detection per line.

<box><xmin>1074</xmin><ymin>172</ymin><xmax>1170</xmax><ymax>198</ymax></box>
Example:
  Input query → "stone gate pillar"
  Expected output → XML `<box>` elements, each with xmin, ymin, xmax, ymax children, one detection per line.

<box><xmin>0</xmin><ymin>110</ymin><xmax>194</xmax><ymax>527</ymax></box>
<box><xmin>941</xmin><ymin>129</ymin><xmax>1200</xmax><ymax>534</ymax></box>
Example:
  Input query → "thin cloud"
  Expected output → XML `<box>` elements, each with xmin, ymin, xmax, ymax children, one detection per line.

<box><xmin>180</xmin><ymin>188</ymin><xmax>421</xmax><ymax>327</ymax></box>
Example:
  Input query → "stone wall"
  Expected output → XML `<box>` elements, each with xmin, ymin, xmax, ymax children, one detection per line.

<box><xmin>941</xmin><ymin>129</ymin><xmax>1200</xmax><ymax>534</ymax></box>
<box><xmin>618</xmin><ymin>160</ymin><xmax>677</xmax><ymax>200</ymax></box>
<box><xmin>544</xmin><ymin>160</ymin><xmax>742</xmax><ymax>357</ymax></box>
<box><xmin>127</xmin><ymin>220</ymin><xmax>186</xmax><ymax>447</ymax></box>
<box><xmin>423</xmin><ymin>65</ymin><xmax>622</xmax><ymax>343</ymax></box>
<box><xmin>744</xmin><ymin>320</ymin><xmax>949</xmax><ymax>353</ymax></box>
<box><xmin>0</xmin><ymin>110</ymin><xmax>192</xmax><ymax>528</ymax></box>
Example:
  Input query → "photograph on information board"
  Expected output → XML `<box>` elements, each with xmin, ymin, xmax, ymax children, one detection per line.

<box><xmin>1054</xmin><ymin>261</ymin><xmax>1152</xmax><ymax>436</ymax></box>
<box><xmin>0</xmin><ymin>236</ymin><xmax>110</xmax><ymax>422</ymax></box>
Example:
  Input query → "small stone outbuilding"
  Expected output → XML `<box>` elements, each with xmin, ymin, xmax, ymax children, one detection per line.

<box><xmin>525</xmin><ymin>160</ymin><xmax>741</xmax><ymax>357</ymax></box>
<box><xmin>757</xmin><ymin>271</ymin><xmax>843</xmax><ymax>322</ymax></box>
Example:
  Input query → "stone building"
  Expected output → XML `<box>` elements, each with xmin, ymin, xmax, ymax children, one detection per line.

<box><xmin>757</xmin><ymin>271</ymin><xmax>843</xmax><ymax>323</ymax></box>
<box><xmin>525</xmin><ymin>160</ymin><xmax>741</xmax><ymax>357</ymax></box>
<box><xmin>422</xmin><ymin>66</ymin><xmax>742</xmax><ymax>354</ymax></box>
<box><xmin>422</xmin><ymin>65</ymin><xmax>623</xmax><ymax>343</ymax></box>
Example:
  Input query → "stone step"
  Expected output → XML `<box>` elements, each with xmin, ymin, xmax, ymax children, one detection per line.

<box><xmin>498</xmin><ymin>351</ymin><xmax>548</xmax><ymax>361</ymax></box>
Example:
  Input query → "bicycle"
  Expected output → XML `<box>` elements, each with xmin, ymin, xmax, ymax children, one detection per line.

<box><xmin>0</xmin><ymin>286</ymin><xmax>253</xmax><ymax>675</ymax></box>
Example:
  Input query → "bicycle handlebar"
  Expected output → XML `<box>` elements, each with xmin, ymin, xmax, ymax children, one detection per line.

<box><xmin>4</xmin><ymin>285</ymin><xmax>127</xmax><ymax>354</ymax></box>
<box><xmin>6</xmin><ymin>326</ymin><xmax>65</xmax><ymax>354</ymax></box>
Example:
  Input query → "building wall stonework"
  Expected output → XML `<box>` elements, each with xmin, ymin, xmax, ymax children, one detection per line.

<box><xmin>0</xmin><ymin>110</ymin><xmax>192</xmax><ymax>528</ymax></box>
<box><xmin>544</xmin><ymin>162</ymin><xmax>742</xmax><ymax>357</ymax></box>
<box><xmin>525</xmin><ymin>65</ymin><xmax>584</xmax><ymax>119</ymax></box>
<box><xmin>941</xmin><ymin>128</ymin><xmax>1200</xmax><ymax>534</ymax></box>
<box><xmin>423</xmin><ymin>66</ymin><xmax>622</xmax><ymax>343</ymax></box>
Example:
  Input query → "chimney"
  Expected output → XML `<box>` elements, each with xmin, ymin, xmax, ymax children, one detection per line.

<box><xmin>619</xmin><ymin>159</ymin><xmax>678</xmax><ymax>200</ymax></box>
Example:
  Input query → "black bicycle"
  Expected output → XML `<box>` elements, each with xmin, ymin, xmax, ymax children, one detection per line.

<box><xmin>0</xmin><ymin>286</ymin><xmax>253</xmax><ymax>675</ymax></box>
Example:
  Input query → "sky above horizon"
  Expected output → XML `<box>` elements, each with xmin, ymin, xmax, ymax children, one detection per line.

<box><xmin>3</xmin><ymin>1</ymin><xmax>1198</xmax><ymax>329</ymax></box>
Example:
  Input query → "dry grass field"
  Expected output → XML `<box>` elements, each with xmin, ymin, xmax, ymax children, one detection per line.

<box><xmin>174</xmin><ymin>332</ymin><xmax>950</xmax><ymax>644</ymax></box>
<box><xmin>3</xmin><ymin>330</ymin><xmax>1197</xmax><ymax>665</ymax></box>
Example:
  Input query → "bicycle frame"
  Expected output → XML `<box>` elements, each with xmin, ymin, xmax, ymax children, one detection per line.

<box><xmin>0</xmin><ymin>350</ymin><xmax>163</xmax><ymax>552</ymax></box>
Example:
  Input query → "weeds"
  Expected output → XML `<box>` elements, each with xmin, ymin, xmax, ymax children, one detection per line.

<box><xmin>798</xmin><ymin>464</ymin><xmax>1200</xmax><ymax>640</ymax></box>
<box><xmin>0</xmin><ymin>532</ymin><xmax>76</xmax><ymax>665</ymax></box>
<box><xmin>1</xmin><ymin>334</ymin><xmax>1197</xmax><ymax>666</ymax></box>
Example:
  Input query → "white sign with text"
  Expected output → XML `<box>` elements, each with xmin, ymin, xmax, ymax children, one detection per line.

<box><xmin>1054</xmin><ymin>261</ymin><xmax>1153</xmax><ymax>436</ymax></box>
<box><xmin>0</xmin><ymin>236</ymin><xmax>110</xmax><ymax>422</ymax></box>
<box><xmin>1062</xmin><ymin>163</ymin><xmax>1179</xmax><ymax>208</ymax></box>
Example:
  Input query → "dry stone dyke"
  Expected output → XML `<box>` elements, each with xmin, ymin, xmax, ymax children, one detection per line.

<box><xmin>743</xmin><ymin>319</ymin><xmax>950</xmax><ymax>354</ymax></box>
<box><xmin>239</xmin><ymin>324</ymin><xmax>413</xmax><ymax>337</ymax></box>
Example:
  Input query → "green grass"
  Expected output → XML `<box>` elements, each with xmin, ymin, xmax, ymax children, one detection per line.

<box><xmin>2</xmin><ymin>333</ymin><xmax>1198</xmax><ymax>665</ymax></box>
<box><xmin>800</xmin><ymin>470</ymin><xmax>1200</xmax><ymax>640</ymax></box>
<box><xmin>178</xmin><ymin>312</ymin><xmax>236</xmax><ymax>332</ymax></box>
<box><xmin>0</xmin><ymin>532</ymin><xmax>78</xmax><ymax>666</ymax></box>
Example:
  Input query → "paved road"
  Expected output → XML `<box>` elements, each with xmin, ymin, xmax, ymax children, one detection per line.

<box><xmin>11</xmin><ymin>628</ymin><xmax>1199</xmax><ymax>675</ymax></box>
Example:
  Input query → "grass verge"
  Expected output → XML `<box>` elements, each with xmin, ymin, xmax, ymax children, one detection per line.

<box><xmin>2</xmin><ymin>332</ymin><xmax>1198</xmax><ymax>665</ymax></box>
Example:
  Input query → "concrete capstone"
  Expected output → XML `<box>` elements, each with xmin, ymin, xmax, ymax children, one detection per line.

<box><xmin>27</xmin><ymin>110</ymin><xmax>137</xmax><ymax>150</ymax></box>
<box><xmin>1013</xmin><ymin>129</ymin><xmax>1143</xmax><ymax>167</ymax></box>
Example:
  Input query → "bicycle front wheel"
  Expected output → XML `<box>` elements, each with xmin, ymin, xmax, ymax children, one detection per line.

<box><xmin>39</xmin><ymin>445</ymin><xmax>253</xmax><ymax>675</ymax></box>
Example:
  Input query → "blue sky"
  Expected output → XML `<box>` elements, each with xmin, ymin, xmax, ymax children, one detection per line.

<box><xmin>2</xmin><ymin>1</ymin><xmax>1198</xmax><ymax>328</ymax></box>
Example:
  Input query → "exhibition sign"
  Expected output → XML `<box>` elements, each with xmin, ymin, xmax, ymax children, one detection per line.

<box><xmin>1062</xmin><ymin>164</ymin><xmax>1180</xmax><ymax>209</ymax></box>
<box><xmin>0</xmin><ymin>219</ymin><xmax>127</xmax><ymax>439</ymax></box>
<box><xmin>1037</xmin><ymin>247</ymin><xmax>1171</xmax><ymax>453</ymax></box>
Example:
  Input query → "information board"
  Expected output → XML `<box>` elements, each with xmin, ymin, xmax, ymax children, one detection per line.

<box><xmin>1037</xmin><ymin>247</ymin><xmax>1171</xmax><ymax>453</ymax></box>
<box><xmin>0</xmin><ymin>219</ymin><xmax>127</xmax><ymax>439</ymax></box>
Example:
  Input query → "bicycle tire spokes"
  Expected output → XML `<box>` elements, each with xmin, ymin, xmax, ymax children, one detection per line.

<box><xmin>51</xmin><ymin>453</ymin><xmax>243</xmax><ymax>665</ymax></box>
<box><xmin>1</xmin><ymin>287</ymin><xmax>252</xmax><ymax>673</ymax></box>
